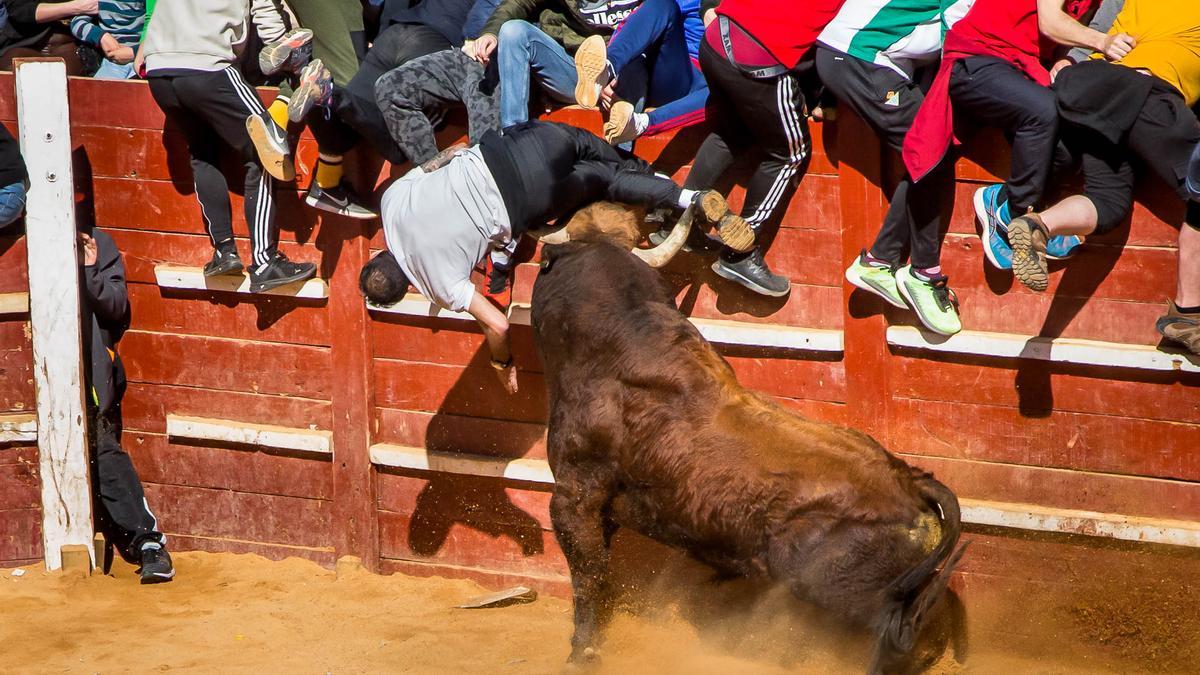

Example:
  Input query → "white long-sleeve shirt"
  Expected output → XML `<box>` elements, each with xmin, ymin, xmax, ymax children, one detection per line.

<box><xmin>143</xmin><ymin>0</ymin><xmax>287</xmax><ymax>73</ymax></box>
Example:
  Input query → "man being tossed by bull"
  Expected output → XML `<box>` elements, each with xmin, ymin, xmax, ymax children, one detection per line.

<box><xmin>359</xmin><ymin>120</ymin><xmax>754</xmax><ymax>392</ymax></box>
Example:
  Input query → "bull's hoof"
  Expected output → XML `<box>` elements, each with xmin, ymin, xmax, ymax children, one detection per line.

<box><xmin>563</xmin><ymin>646</ymin><xmax>602</xmax><ymax>673</ymax></box>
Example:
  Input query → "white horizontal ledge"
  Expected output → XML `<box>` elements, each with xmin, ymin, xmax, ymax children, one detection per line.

<box><xmin>154</xmin><ymin>264</ymin><xmax>329</xmax><ymax>299</ymax></box>
<box><xmin>370</xmin><ymin>443</ymin><xmax>554</xmax><ymax>484</ymax></box>
<box><xmin>887</xmin><ymin>326</ymin><xmax>1199</xmax><ymax>373</ymax></box>
<box><xmin>369</xmin><ymin>293</ymin><xmax>475</xmax><ymax>321</ymax></box>
<box><xmin>166</xmin><ymin>414</ymin><xmax>332</xmax><ymax>455</ymax></box>
<box><xmin>370</xmin><ymin>446</ymin><xmax>1200</xmax><ymax>548</ymax></box>
<box><xmin>0</xmin><ymin>292</ymin><xmax>29</xmax><ymax>315</ymax></box>
<box><xmin>0</xmin><ymin>413</ymin><xmax>37</xmax><ymax>443</ymax></box>
<box><xmin>690</xmin><ymin>317</ymin><xmax>843</xmax><ymax>352</ymax></box>
<box><xmin>960</xmin><ymin>498</ymin><xmax>1200</xmax><ymax>549</ymax></box>
<box><xmin>376</xmin><ymin>297</ymin><xmax>843</xmax><ymax>352</ymax></box>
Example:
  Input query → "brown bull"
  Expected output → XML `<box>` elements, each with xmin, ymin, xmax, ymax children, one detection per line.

<box><xmin>530</xmin><ymin>204</ymin><xmax>965</xmax><ymax>673</ymax></box>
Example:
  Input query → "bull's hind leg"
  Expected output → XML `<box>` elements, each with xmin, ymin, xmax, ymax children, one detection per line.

<box><xmin>550</xmin><ymin>470</ymin><xmax>618</xmax><ymax>664</ymax></box>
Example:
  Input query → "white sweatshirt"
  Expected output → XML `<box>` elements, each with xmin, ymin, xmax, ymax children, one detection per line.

<box><xmin>143</xmin><ymin>0</ymin><xmax>287</xmax><ymax>73</ymax></box>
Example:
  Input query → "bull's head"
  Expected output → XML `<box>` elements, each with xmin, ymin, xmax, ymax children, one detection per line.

<box><xmin>532</xmin><ymin>201</ymin><xmax>693</xmax><ymax>268</ymax></box>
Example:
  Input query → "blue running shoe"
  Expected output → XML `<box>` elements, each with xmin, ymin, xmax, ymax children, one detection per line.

<box><xmin>1045</xmin><ymin>233</ymin><xmax>1085</xmax><ymax>260</ymax></box>
<box><xmin>973</xmin><ymin>184</ymin><xmax>1012</xmax><ymax>270</ymax></box>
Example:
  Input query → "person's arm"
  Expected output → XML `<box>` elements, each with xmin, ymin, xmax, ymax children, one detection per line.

<box><xmin>1036</xmin><ymin>0</ymin><xmax>1132</xmax><ymax>60</ymax></box>
<box><xmin>474</xmin><ymin>0</ymin><xmax>543</xmax><ymax>63</ymax></box>
<box><xmin>69</xmin><ymin>14</ymin><xmax>104</xmax><ymax>46</ymax></box>
<box><xmin>249</xmin><ymin>0</ymin><xmax>287</xmax><ymax>44</ymax></box>
<box><xmin>26</xmin><ymin>0</ymin><xmax>97</xmax><ymax>23</ymax></box>
<box><xmin>80</xmin><ymin>232</ymin><xmax>129</xmax><ymax>325</ymax></box>
<box><xmin>1065</xmin><ymin>0</ymin><xmax>1126</xmax><ymax>62</ymax></box>
<box><xmin>467</xmin><ymin>291</ymin><xmax>518</xmax><ymax>394</ymax></box>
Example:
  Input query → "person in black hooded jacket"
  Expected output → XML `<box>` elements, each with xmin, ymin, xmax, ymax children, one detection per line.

<box><xmin>79</xmin><ymin>227</ymin><xmax>175</xmax><ymax>584</ymax></box>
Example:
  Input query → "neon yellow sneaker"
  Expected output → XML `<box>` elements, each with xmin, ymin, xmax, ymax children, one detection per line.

<box><xmin>845</xmin><ymin>252</ymin><xmax>905</xmax><ymax>309</ymax></box>
<box><xmin>896</xmin><ymin>265</ymin><xmax>962</xmax><ymax>336</ymax></box>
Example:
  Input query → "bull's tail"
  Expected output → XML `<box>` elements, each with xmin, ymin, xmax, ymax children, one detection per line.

<box><xmin>868</xmin><ymin>474</ymin><xmax>967</xmax><ymax>675</ymax></box>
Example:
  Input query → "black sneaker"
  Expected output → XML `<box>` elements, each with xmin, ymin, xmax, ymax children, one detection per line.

<box><xmin>306</xmin><ymin>181</ymin><xmax>376</xmax><ymax>220</ymax></box>
<box><xmin>712</xmin><ymin>248</ymin><xmax>791</xmax><ymax>297</ymax></box>
<box><xmin>249</xmin><ymin>252</ymin><xmax>318</xmax><ymax>293</ymax></box>
<box><xmin>203</xmin><ymin>244</ymin><xmax>244</xmax><ymax>277</ymax></box>
<box><xmin>139</xmin><ymin>544</ymin><xmax>175</xmax><ymax>584</ymax></box>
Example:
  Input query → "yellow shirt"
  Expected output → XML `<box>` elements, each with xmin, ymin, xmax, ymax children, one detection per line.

<box><xmin>1107</xmin><ymin>1</ymin><xmax>1200</xmax><ymax>105</ymax></box>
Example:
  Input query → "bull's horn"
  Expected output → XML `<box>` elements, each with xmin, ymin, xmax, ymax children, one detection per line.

<box><xmin>534</xmin><ymin>226</ymin><xmax>571</xmax><ymax>244</ymax></box>
<box><xmin>632</xmin><ymin>203</ymin><xmax>693</xmax><ymax>268</ymax></box>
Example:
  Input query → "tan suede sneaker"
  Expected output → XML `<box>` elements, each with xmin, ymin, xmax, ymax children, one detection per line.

<box><xmin>1156</xmin><ymin>301</ymin><xmax>1200</xmax><ymax>356</ymax></box>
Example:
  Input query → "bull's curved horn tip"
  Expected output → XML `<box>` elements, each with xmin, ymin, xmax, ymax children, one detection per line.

<box><xmin>632</xmin><ymin>203</ymin><xmax>693</xmax><ymax>268</ymax></box>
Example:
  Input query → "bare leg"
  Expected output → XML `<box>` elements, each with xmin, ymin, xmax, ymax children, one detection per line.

<box><xmin>1177</xmin><ymin>224</ymin><xmax>1200</xmax><ymax>307</ymax></box>
<box><xmin>1039</xmin><ymin>195</ymin><xmax>1100</xmax><ymax>237</ymax></box>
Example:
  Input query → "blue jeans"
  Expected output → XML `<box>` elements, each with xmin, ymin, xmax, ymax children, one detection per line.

<box><xmin>607</xmin><ymin>0</ymin><xmax>707</xmax><ymax>133</ymax></box>
<box><xmin>497</xmin><ymin>20</ymin><xmax>579</xmax><ymax>128</ymax></box>
<box><xmin>0</xmin><ymin>181</ymin><xmax>26</xmax><ymax>229</ymax></box>
<box><xmin>95</xmin><ymin>59</ymin><xmax>137</xmax><ymax>80</ymax></box>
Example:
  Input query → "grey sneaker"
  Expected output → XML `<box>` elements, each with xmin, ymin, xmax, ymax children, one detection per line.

<box><xmin>259</xmin><ymin>28</ymin><xmax>313</xmax><ymax>76</ymax></box>
<box><xmin>712</xmin><ymin>248</ymin><xmax>790</xmax><ymax>297</ymax></box>
<box><xmin>306</xmin><ymin>181</ymin><xmax>376</xmax><ymax>220</ymax></box>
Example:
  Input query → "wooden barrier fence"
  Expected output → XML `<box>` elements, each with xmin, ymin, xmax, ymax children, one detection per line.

<box><xmin>1</xmin><ymin>73</ymin><xmax>1198</xmax><ymax>614</ymax></box>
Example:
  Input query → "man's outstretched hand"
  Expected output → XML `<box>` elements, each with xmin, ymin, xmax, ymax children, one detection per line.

<box><xmin>494</xmin><ymin>362</ymin><xmax>519</xmax><ymax>394</ymax></box>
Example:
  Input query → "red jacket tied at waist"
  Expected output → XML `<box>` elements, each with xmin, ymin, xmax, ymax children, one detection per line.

<box><xmin>713</xmin><ymin>0</ymin><xmax>847</xmax><ymax>69</ymax></box>
<box><xmin>902</xmin><ymin>0</ymin><xmax>1097</xmax><ymax>181</ymax></box>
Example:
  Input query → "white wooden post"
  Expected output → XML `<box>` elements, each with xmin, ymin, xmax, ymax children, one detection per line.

<box><xmin>16</xmin><ymin>58</ymin><xmax>94</xmax><ymax>571</ymax></box>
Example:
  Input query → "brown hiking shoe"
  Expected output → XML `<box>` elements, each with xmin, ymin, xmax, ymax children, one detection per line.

<box><xmin>1008</xmin><ymin>213</ymin><xmax>1049</xmax><ymax>291</ymax></box>
<box><xmin>693</xmin><ymin>190</ymin><xmax>755</xmax><ymax>253</ymax></box>
<box><xmin>1156</xmin><ymin>301</ymin><xmax>1200</xmax><ymax>356</ymax></box>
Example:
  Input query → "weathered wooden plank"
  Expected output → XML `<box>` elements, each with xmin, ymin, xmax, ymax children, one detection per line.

<box><xmin>17</xmin><ymin>59</ymin><xmax>93</xmax><ymax>570</ymax></box>
<box><xmin>0</xmin><ymin>292</ymin><xmax>28</xmax><ymax>315</ymax></box>
<box><xmin>0</xmin><ymin>412</ymin><xmax>36</xmax><ymax>443</ymax></box>
<box><xmin>121</xmin><ymin>330</ymin><xmax>333</xmax><ymax>399</ymax></box>
<box><xmin>107</xmin><ymin>227</ymin><xmax>325</xmax><ymax>286</ymax></box>
<box><xmin>0</xmin><ymin>507</ymin><xmax>42</xmax><ymax>563</ymax></box>
<box><xmin>889</xmin><ymin>354</ymin><xmax>1200</xmax><ymax>423</ymax></box>
<box><xmin>0</xmin><ymin>461</ymin><xmax>41</xmax><ymax>509</ymax></box>
<box><xmin>163</xmin><ymin>533</ymin><xmax>336</xmax><ymax>567</ymax></box>
<box><xmin>945</xmin><ymin>287</ymin><xmax>1170</xmax><ymax>345</ymax></box>
<box><xmin>377</xmin><ymin>510</ymin><xmax>568</xmax><ymax>575</ymax></box>
<box><xmin>126</xmin><ymin>282</ymin><xmax>331</xmax><ymax>347</ymax></box>
<box><xmin>888</xmin><ymin>397</ymin><xmax>1200</xmax><ymax>482</ymax></box>
<box><xmin>725</xmin><ymin>354</ymin><xmax>846</xmax><ymax>403</ymax></box>
<box><xmin>165</xmin><ymin>414</ymin><xmax>332</xmax><ymax>454</ymax></box>
<box><xmin>142</xmin><ymin>482</ymin><xmax>333</xmax><ymax>549</ymax></box>
<box><xmin>0</xmin><ymin>236</ymin><xmax>29</xmax><ymax>293</ymax></box>
<box><xmin>125</xmin><ymin>431</ymin><xmax>333</xmax><ymax>500</ymax></box>
<box><xmin>374</xmin><ymin>408</ymin><xmax>548</xmax><ymax>460</ymax></box>
<box><xmin>122</xmin><ymin>381</ymin><xmax>332</xmax><ymax>435</ymax></box>
<box><xmin>888</xmin><ymin>326</ymin><xmax>1200</xmax><ymax>374</ymax></box>
<box><xmin>674</xmin><ymin>281</ymin><xmax>843</xmax><ymax>331</ymax></box>
<box><xmin>371</xmin><ymin>443</ymin><xmax>555</xmax><ymax>484</ymax></box>
<box><xmin>154</xmin><ymin>265</ymin><xmax>329</xmax><ymax>299</ymax></box>
<box><xmin>376</xmin><ymin>470</ymin><xmax>553</xmax><ymax>529</ymax></box>
<box><xmin>374</xmin><ymin>358</ymin><xmax>548</xmax><ymax>424</ymax></box>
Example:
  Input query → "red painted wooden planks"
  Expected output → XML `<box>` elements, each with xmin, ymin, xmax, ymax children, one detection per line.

<box><xmin>121</xmin><ymin>330</ymin><xmax>333</xmax><ymax>399</ymax></box>
<box><xmin>0</xmin><ymin>321</ymin><xmax>34</xmax><ymax>412</ymax></box>
<box><xmin>374</xmin><ymin>408</ymin><xmax>548</xmax><ymax>461</ymax></box>
<box><xmin>0</xmin><ymin>236</ymin><xmax>28</xmax><ymax>293</ymax></box>
<box><xmin>164</xmin><ymin>534</ymin><xmax>336</xmax><ymax>567</ymax></box>
<box><xmin>108</xmin><ymin>227</ymin><xmax>325</xmax><ymax>285</ymax></box>
<box><xmin>372</xmin><ymin>316</ymin><xmax>541</xmax><ymax>372</ymax></box>
<box><xmin>725</xmin><ymin>354</ymin><xmax>846</xmax><ymax>403</ymax></box>
<box><xmin>889</xmin><ymin>354</ymin><xmax>1200</xmax><ymax>423</ymax></box>
<box><xmin>125</xmin><ymin>431</ymin><xmax>333</xmax><ymax>500</ymax></box>
<box><xmin>377</xmin><ymin>558</ymin><xmax>572</xmax><ymax>595</ymax></box>
<box><xmin>377</xmin><ymin>510</ymin><xmax>568</xmax><ymax>576</ymax></box>
<box><xmin>374</xmin><ymin>358</ymin><xmax>548</xmax><ymax>425</ymax></box>
<box><xmin>142</xmin><ymin>482</ymin><xmax>333</xmax><ymax>549</ymax></box>
<box><xmin>672</xmin><ymin>279</ymin><xmax>843</xmax><ymax>329</ymax></box>
<box><xmin>943</xmin><ymin>287</ymin><xmax>1171</xmax><ymax>345</ymax></box>
<box><xmin>889</xmin><ymin>396</ymin><xmax>1200</xmax><ymax>482</ymax></box>
<box><xmin>127</xmin><ymin>282</ymin><xmax>332</xmax><ymax>347</ymax></box>
<box><xmin>377</xmin><ymin>471</ymin><xmax>553</xmax><ymax>530</ymax></box>
<box><xmin>903</xmin><ymin>454</ymin><xmax>1200</xmax><ymax>522</ymax></box>
<box><xmin>122</xmin><ymin>381</ymin><xmax>332</xmax><ymax>435</ymax></box>
<box><xmin>0</xmin><ymin>507</ymin><xmax>41</xmax><ymax>565</ymax></box>
<box><xmin>0</xmin><ymin>461</ymin><xmax>39</xmax><ymax>509</ymax></box>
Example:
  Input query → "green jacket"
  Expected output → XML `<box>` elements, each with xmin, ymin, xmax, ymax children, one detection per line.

<box><xmin>480</xmin><ymin>0</ymin><xmax>643</xmax><ymax>50</ymax></box>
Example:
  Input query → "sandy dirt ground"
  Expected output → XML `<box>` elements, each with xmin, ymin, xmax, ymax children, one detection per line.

<box><xmin>0</xmin><ymin>551</ymin><xmax>1193</xmax><ymax>674</ymax></box>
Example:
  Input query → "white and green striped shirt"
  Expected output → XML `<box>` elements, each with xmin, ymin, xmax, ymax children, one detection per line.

<box><xmin>818</xmin><ymin>0</ymin><xmax>976</xmax><ymax>79</ymax></box>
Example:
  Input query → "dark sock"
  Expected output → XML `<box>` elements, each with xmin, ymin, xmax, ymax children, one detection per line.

<box><xmin>997</xmin><ymin>184</ymin><xmax>1011</xmax><ymax>206</ymax></box>
<box><xmin>216</xmin><ymin>238</ymin><xmax>236</xmax><ymax>255</ymax></box>
<box><xmin>863</xmin><ymin>250</ymin><xmax>892</xmax><ymax>268</ymax></box>
<box><xmin>912</xmin><ymin>267</ymin><xmax>944</xmax><ymax>282</ymax></box>
<box><xmin>1177</xmin><ymin>303</ymin><xmax>1200</xmax><ymax>314</ymax></box>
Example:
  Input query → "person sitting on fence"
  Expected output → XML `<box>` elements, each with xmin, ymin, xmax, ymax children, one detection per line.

<box><xmin>141</xmin><ymin>0</ymin><xmax>318</xmax><ymax>293</ymax></box>
<box><xmin>902</xmin><ymin>0</ymin><xmax>1131</xmax><ymax>276</ymax></box>
<box><xmin>672</xmin><ymin>0</ymin><xmax>843</xmax><ymax>298</ymax></box>
<box><xmin>78</xmin><ymin>226</ymin><xmax>174</xmax><ymax>584</ymax></box>
<box><xmin>293</xmin><ymin>0</ymin><xmax>501</xmax><ymax>168</ymax></box>
<box><xmin>0</xmin><ymin>124</ymin><xmax>27</xmax><ymax>230</ymax></box>
<box><xmin>359</xmin><ymin>120</ymin><xmax>754</xmax><ymax>393</ymax></box>
<box><xmin>1005</xmin><ymin>0</ymin><xmax>1200</xmax><ymax>356</ymax></box>
<box><xmin>471</xmin><ymin>0</ymin><xmax>646</xmax><ymax>128</ymax></box>
<box><xmin>259</xmin><ymin>0</ymin><xmax>378</xmax><ymax>220</ymax></box>
<box><xmin>69</xmin><ymin>0</ymin><xmax>145</xmax><ymax>79</ymax></box>
<box><xmin>572</xmin><ymin>0</ymin><xmax>707</xmax><ymax>145</ymax></box>
<box><xmin>818</xmin><ymin>0</ymin><xmax>976</xmax><ymax>337</ymax></box>
<box><xmin>0</xmin><ymin>0</ymin><xmax>97</xmax><ymax>75</ymax></box>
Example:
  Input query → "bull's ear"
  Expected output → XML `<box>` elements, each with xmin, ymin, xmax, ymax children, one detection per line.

<box><xmin>538</xmin><ymin>243</ymin><xmax>563</xmax><ymax>273</ymax></box>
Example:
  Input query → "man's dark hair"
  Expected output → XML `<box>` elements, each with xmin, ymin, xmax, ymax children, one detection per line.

<box><xmin>359</xmin><ymin>250</ymin><xmax>410</xmax><ymax>306</ymax></box>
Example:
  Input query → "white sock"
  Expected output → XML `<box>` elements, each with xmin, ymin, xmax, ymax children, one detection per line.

<box><xmin>632</xmin><ymin>112</ymin><xmax>649</xmax><ymax>135</ymax></box>
<box><xmin>677</xmin><ymin>189</ymin><xmax>697</xmax><ymax>209</ymax></box>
